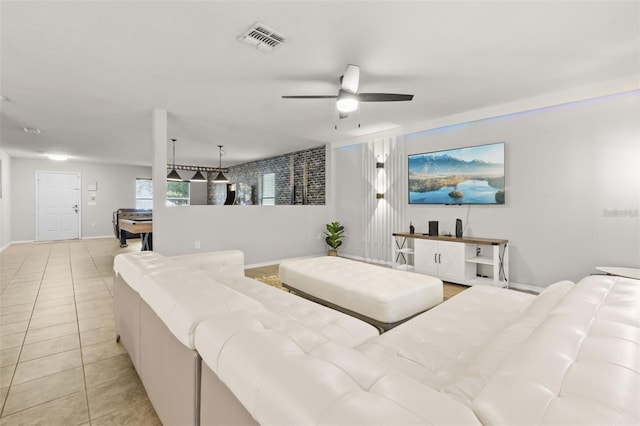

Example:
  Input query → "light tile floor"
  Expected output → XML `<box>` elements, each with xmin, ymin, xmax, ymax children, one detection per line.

<box><xmin>0</xmin><ymin>238</ymin><xmax>161</xmax><ymax>425</ymax></box>
<box><xmin>1</xmin><ymin>238</ymin><xmax>469</xmax><ymax>425</ymax></box>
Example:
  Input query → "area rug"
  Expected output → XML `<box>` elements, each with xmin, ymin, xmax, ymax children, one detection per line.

<box><xmin>254</xmin><ymin>274</ymin><xmax>287</xmax><ymax>291</ymax></box>
<box><xmin>254</xmin><ymin>274</ymin><xmax>465</xmax><ymax>301</ymax></box>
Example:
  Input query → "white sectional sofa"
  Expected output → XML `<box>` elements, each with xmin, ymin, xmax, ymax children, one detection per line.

<box><xmin>113</xmin><ymin>250</ymin><xmax>378</xmax><ymax>425</ymax></box>
<box><xmin>114</xmin><ymin>250</ymin><xmax>640</xmax><ymax>425</ymax></box>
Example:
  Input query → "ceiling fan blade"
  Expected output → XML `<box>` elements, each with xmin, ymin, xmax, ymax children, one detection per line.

<box><xmin>340</xmin><ymin>64</ymin><xmax>360</xmax><ymax>93</ymax></box>
<box><xmin>339</xmin><ymin>111</ymin><xmax>349</xmax><ymax>120</ymax></box>
<box><xmin>357</xmin><ymin>93</ymin><xmax>414</xmax><ymax>102</ymax></box>
<box><xmin>282</xmin><ymin>95</ymin><xmax>338</xmax><ymax>99</ymax></box>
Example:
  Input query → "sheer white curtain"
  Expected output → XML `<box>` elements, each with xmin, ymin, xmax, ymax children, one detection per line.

<box><xmin>361</xmin><ymin>136</ymin><xmax>407</xmax><ymax>264</ymax></box>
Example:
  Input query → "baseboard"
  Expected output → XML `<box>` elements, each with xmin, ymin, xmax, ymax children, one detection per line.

<box><xmin>338</xmin><ymin>253</ymin><xmax>544</xmax><ymax>294</ymax></box>
<box><xmin>0</xmin><ymin>240</ymin><xmax>35</xmax><ymax>252</ymax></box>
<box><xmin>508</xmin><ymin>282</ymin><xmax>543</xmax><ymax>294</ymax></box>
<box><xmin>1</xmin><ymin>236</ymin><xmax>118</xmax><ymax>253</ymax></box>
<box><xmin>245</xmin><ymin>253</ymin><xmax>325</xmax><ymax>269</ymax></box>
<box><xmin>245</xmin><ymin>253</ymin><xmax>393</xmax><ymax>270</ymax></box>
<box><xmin>82</xmin><ymin>235</ymin><xmax>116</xmax><ymax>240</ymax></box>
<box><xmin>338</xmin><ymin>253</ymin><xmax>393</xmax><ymax>267</ymax></box>
<box><xmin>248</xmin><ymin>254</ymin><xmax>545</xmax><ymax>294</ymax></box>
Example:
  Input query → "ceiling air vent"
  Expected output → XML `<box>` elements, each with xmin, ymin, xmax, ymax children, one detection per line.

<box><xmin>238</xmin><ymin>23</ymin><xmax>287</xmax><ymax>52</ymax></box>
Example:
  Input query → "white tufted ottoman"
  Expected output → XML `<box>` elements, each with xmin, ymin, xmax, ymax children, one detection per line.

<box><xmin>279</xmin><ymin>256</ymin><xmax>443</xmax><ymax>331</ymax></box>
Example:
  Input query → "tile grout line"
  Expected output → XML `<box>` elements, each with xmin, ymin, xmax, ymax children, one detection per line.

<box><xmin>0</xmin><ymin>247</ymin><xmax>31</xmax><ymax>295</ymax></box>
<box><xmin>0</xmin><ymin>239</ymin><xmax>156</xmax><ymax>424</ymax></box>
<box><xmin>0</xmin><ymin>244</ymin><xmax>49</xmax><ymax>418</ymax></box>
<box><xmin>72</xmin><ymin>240</ymin><xmax>94</xmax><ymax>426</ymax></box>
<box><xmin>75</xmin><ymin>239</ymin><xmax>123</xmax><ymax>425</ymax></box>
<box><xmin>0</xmin><ymin>242</ymin><xmax>96</xmax><ymax>422</ymax></box>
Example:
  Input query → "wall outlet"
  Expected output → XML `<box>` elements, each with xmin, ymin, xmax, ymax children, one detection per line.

<box><xmin>195</xmin><ymin>240</ymin><xmax>200</xmax><ymax>249</ymax></box>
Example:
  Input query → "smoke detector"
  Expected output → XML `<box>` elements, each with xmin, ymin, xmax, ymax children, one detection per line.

<box><xmin>238</xmin><ymin>23</ymin><xmax>287</xmax><ymax>52</ymax></box>
<box><xmin>22</xmin><ymin>126</ymin><xmax>41</xmax><ymax>134</ymax></box>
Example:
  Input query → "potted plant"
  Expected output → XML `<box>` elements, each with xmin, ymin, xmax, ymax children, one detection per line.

<box><xmin>324</xmin><ymin>221</ymin><xmax>344</xmax><ymax>256</ymax></box>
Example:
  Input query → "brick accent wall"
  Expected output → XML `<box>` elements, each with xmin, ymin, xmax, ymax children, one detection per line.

<box><xmin>207</xmin><ymin>145</ymin><xmax>326</xmax><ymax>205</ymax></box>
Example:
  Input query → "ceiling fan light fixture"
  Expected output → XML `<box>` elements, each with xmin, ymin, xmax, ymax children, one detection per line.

<box><xmin>336</xmin><ymin>90</ymin><xmax>359</xmax><ymax>113</ymax></box>
<box><xmin>282</xmin><ymin>64</ymin><xmax>412</xmax><ymax>118</ymax></box>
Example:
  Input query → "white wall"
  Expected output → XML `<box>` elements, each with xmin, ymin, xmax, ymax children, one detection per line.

<box><xmin>152</xmin><ymin>108</ymin><xmax>335</xmax><ymax>265</ymax></box>
<box><xmin>0</xmin><ymin>149</ymin><xmax>11</xmax><ymax>249</ymax></box>
<box><xmin>158</xmin><ymin>205</ymin><xmax>332</xmax><ymax>265</ymax></box>
<box><xmin>334</xmin><ymin>144</ymin><xmax>365</xmax><ymax>256</ymax></box>
<box><xmin>11</xmin><ymin>158</ymin><xmax>151</xmax><ymax>241</ymax></box>
<box><xmin>190</xmin><ymin>180</ymin><xmax>208</xmax><ymax>205</ymax></box>
<box><xmin>334</xmin><ymin>91</ymin><xmax>640</xmax><ymax>287</ymax></box>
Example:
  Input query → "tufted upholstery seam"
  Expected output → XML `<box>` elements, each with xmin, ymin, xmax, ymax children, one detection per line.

<box><xmin>213</xmin><ymin>311</ymin><xmax>269</xmax><ymax>371</ymax></box>
<box><xmin>541</xmin><ymin>395</ymin><xmax>640</xmax><ymax>425</ymax></box>
<box><xmin>553</xmin><ymin>281</ymin><xmax>612</xmax><ymax>397</ymax></box>
<box><xmin>315</xmin><ymin>390</ymin><xmax>365</xmax><ymax>424</ymax></box>
<box><xmin>316</xmin><ymin>388</ymin><xmax>439</xmax><ymax>426</ymax></box>
<box><xmin>307</xmin><ymin>351</ymin><xmax>390</xmax><ymax>392</ymax></box>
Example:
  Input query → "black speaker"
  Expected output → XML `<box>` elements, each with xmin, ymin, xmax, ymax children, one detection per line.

<box><xmin>428</xmin><ymin>221</ymin><xmax>439</xmax><ymax>236</ymax></box>
<box><xmin>455</xmin><ymin>218</ymin><xmax>463</xmax><ymax>238</ymax></box>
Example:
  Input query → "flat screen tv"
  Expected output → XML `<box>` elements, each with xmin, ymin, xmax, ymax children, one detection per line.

<box><xmin>408</xmin><ymin>142</ymin><xmax>505</xmax><ymax>205</ymax></box>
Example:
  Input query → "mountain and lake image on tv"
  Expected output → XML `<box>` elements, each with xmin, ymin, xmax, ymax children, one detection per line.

<box><xmin>408</xmin><ymin>142</ymin><xmax>505</xmax><ymax>205</ymax></box>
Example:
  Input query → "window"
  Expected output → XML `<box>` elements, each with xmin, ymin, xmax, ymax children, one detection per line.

<box><xmin>135</xmin><ymin>178</ymin><xmax>153</xmax><ymax>209</ymax></box>
<box><xmin>135</xmin><ymin>178</ymin><xmax>190</xmax><ymax>208</ymax></box>
<box><xmin>166</xmin><ymin>181</ymin><xmax>190</xmax><ymax>206</ymax></box>
<box><xmin>261</xmin><ymin>173</ymin><xmax>275</xmax><ymax>205</ymax></box>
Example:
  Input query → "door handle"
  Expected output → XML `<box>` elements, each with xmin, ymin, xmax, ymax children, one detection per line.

<box><xmin>438</xmin><ymin>253</ymin><xmax>441</xmax><ymax>264</ymax></box>
<box><xmin>72</xmin><ymin>204</ymin><xmax>78</xmax><ymax>213</ymax></box>
<box><xmin>434</xmin><ymin>253</ymin><xmax>437</xmax><ymax>264</ymax></box>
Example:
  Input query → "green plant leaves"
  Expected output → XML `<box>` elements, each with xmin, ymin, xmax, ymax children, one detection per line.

<box><xmin>324</xmin><ymin>221</ymin><xmax>344</xmax><ymax>250</ymax></box>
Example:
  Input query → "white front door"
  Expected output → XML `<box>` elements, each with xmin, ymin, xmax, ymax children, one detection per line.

<box><xmin>36</xmin><ymin>171</ymin><xmax>80</xmax><ymax>241</ymax></box>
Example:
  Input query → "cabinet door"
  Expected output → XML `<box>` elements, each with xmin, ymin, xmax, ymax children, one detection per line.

<box><xmin>414</xmin><ymin>239</ymin><xmax>438</xmax><ymax>276</ymax></box>
<box><xmin>438</xmin><ymin>241</ymin><xmax>466</xmax><ymax>281</ymax></box>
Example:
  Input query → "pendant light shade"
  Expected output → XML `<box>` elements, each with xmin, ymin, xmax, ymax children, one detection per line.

<box><xmin>213</xmin><ymin>171</ymin><xmax>229</xmax><ymax>183</ymax></box>
<box><xmin>214</xmin><ymin>145</ymin><xmax>229</xmax><ymax>184</ymax></box>
<box><xmin>167</xmin><ymin>138</ymin><xmax>183</xmax><ymax>181</ymax></box>
<box><xmin>167</xmin><ymin>169</ymin><xmax>183</xmax><ymax>181</ymax></box>
<box><xmin>190</xmin><ymin>169</ymin><xmax>207</xmax><ymax>182</ymax></box>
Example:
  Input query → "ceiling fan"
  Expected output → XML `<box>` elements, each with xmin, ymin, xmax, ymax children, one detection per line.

<box><xmin>282</xmin><ymin>64</ymin><xmax>413</xmax><ymax>119</ymax></box>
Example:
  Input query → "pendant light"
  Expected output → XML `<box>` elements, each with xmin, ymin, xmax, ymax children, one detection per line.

<box><xmin>167</xmin><ymin>139</ymin><xmax>183</xmax><ymax>181</ymax></box>
<box><xmin>190</xmin><ymin>169</ymin><xmax>207</xmax><ymax>182</ymax></box>
<box><xmin>213</xmin><ymin>145</ymin><xmax>229</xmax><ymax>184</ymax></box>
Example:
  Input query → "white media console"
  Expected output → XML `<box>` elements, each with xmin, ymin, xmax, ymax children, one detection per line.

<box><xmin>392</xmin><ymin>232</ymin><xmax>509</xmax><ymax>287</ymax></box>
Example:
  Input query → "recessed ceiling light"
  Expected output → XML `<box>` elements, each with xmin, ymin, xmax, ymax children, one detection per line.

<box><xmin>47</xmin><ymin>154</ymin><xmax>69</xmax><ymax>161</ymax></box>
<box><xmin>22</xmin><ymin>127</ymin><xmax>41</xmax><ymax>134</ymax></box>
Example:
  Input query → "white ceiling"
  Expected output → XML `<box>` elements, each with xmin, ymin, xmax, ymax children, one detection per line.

<box><xmin>1</xmin><ymin>1</ymin><xmax>638</xmax><ymax>168</ymax></box>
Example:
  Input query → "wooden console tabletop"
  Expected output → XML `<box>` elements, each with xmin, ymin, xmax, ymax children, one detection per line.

<box><xmin>393</xmin><ymin>232</ymin><xmax>508</xmax><ymax>246</ymax></box>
